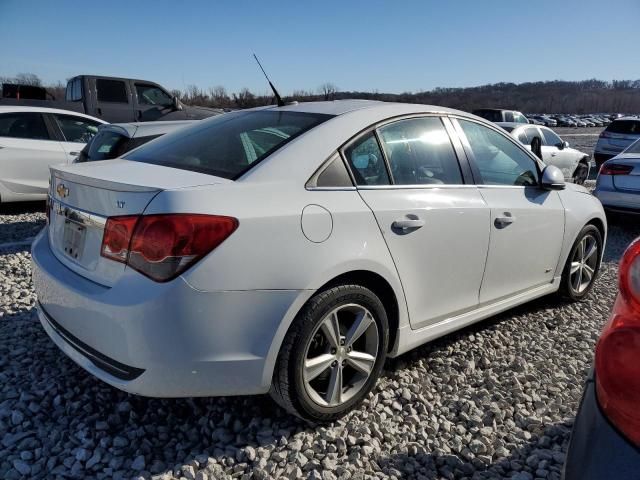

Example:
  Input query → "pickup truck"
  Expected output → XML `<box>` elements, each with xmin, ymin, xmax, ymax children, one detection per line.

<box><xmin>0</xmin><ymin>75</ymin><xmax>223</xmax><ymax>123</ymax></box>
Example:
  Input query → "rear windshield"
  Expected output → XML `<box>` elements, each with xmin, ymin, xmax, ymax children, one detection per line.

<box><xmin>125</xmin><ymin>110</ymin><xmax>333</xmax><ymax>179</ymax></box>
<box><xmin>606</xmin><ymin>120</ymin><xmax>640</xmax><ymax>135</ymax></box>
<box><xmin>82</xmin><ymin>131</ymin><xmax>129</xmax><ymax>162</ymax></box>
<box><xmin>624</xmin><ymin>139</ymin><xmax>640</xmax><ymax>154</ymax></box>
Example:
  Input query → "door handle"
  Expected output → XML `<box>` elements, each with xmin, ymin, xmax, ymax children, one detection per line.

<box><xmin>551</xmin><ymin>153</ymin><xmax>557</xmax><ymax>157</ymax></box>
<box><xmin>69</xmin><ymin>151</ymin><xmax>80</xmax><ymax>156</ymax></box>
<box><xmin>392</xmin><ymin>218</ymin><xmax>425</xmax><ymax>231</ymax></box>
<box><xmin>494</xmin><ymin>213</ymin><xmax>516</xmax><ymax>229</ymax></box>
<box><xmin>97</xmin><ymin>108</ymin><xmax>102</xmax><ymax>116</ymax></box>
<box><xmin>137</xmin><ymin>110</ymin><xmax>142</xmax><ymax>120</ymax></box>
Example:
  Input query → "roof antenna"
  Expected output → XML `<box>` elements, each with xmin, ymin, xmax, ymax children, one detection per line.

<box><xmin>253</xmin><ymin>53</ymin><xmax>285</xmax><ymax>107</ymax></box>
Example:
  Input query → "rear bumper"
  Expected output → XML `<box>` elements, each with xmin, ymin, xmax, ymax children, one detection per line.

<box><xmin>563</xmin><ymin>374</ymin><xmax>639</xmax><ymax>479</ymax></box>
<box><xmin>32</xmin><ymin>228</ymin><xmax>302</xmax><ymax>397</ymax></box>
<box><xmin>594</xmin><ymin>181</ymin><xmax>640</xmax><ymax>212</ymax></box>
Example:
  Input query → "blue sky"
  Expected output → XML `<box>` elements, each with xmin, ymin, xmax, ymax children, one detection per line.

<box><xmin>1</xmin><ymin>0</ymin><xmax>639</xmax><ymax>95</ymax></box>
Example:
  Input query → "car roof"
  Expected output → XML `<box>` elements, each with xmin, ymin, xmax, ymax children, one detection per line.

<box><xmin>0</xmin><ymin>105</ymin><xmax>107</xmax><ymax>123</ymax></box>
<box><xmin>613</xmin><ymin>116</ymin><xmax>640</xmax><ymax>122</ymax></box>
<box><xmin>97</xmin><ymin>120</ymin><xmax>197</xmax><ymax>138</ymax></box>
<box><xmin>249</xmin><ymin>99</ymin><xmax>468</xmax><ymax>118</ymax></box>
<box><xmin>496</xmin><ymin>122</ymin><xmax>542</xmax><ymax>129</ymax></box>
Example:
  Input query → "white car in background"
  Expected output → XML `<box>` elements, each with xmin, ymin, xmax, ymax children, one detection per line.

<box><xmin>33</xmin><ymin>101</ymin><xmax>606</xmax><ymax>421</ymax></box>
<box><xmin>0</xmin><ymin>106</ymin><xmax>105</xmax><ymax>203</ymax></box>
<box><xmin>498</xmin><ymin>122</ymin><xmax>591</xmax><ymax>184</ymax></box>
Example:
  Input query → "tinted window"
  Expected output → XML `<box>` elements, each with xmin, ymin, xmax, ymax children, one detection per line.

<box><xmin>504</xmin><ymin>111</ymin><xmax>515</xmax><ymax>122</ymax></box>
<box><xmin>127</xmin><ymin>111</ymin><xmax>332</xmax><ymax>179</ymax></box>
<box><xmin>473</xmin><ymin>110</ymin><xmax>502</xmax><ymax>122</ymax></box>
<box><xmin>135</xmin><ymin>84</ymin><xmax>173</xmax><ymax>107</ymax></box>
<box><xmin>84</xmin><ymin>131</ymin><xmax>129</xmax><ymax>161</ymax></box>
<box><xmin>378</xmin><ymin>117</ymin><xmax>462</xmax><ymax>185</ymax></box>
<box><xmin>314</xmin><ymin>156</ymin><xmax>353</xmax><ymax>187</ymax></box>
<box><xmin>343</xmin><ymin>132</ymin><xmax>390</xmax><ymax>186</ymax></box>
<box><xmin>0</xmin><ymin>112</ymin><xmax>50</xmax><ymax>140</ymax></box>
<box><xmin>459</xmin><ymin>119</ymin><xmax>538</xmax><ymax>186</ymax></box>
<box><xmin>542</xmin><ymin>128</ymin><xmax>562</xmax><ymax>147</ymax></box>
<box><xmin>96</xmin><ymin>79</ymin><xmax>128</xmax><ymax>103</ymax></box>
<box><xmin>606</xmin><ymin>120</ymin><xmax>640</xmax><ymax>135</ymax></box>
<box><xmin>54</xmin><ymin>114</ymin><xmax>100</xmax><ymax>143</ymax></box>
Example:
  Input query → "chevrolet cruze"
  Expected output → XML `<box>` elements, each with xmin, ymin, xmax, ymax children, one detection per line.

<box><xmin>33</xmin><ymin>100</ymin><xmax>606</xmax><ymax>421</ymax></box>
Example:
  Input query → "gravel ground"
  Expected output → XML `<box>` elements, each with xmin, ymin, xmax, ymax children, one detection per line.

<box><xmin>1</xmin><ymin>197</ymin><xmax>639</xmax><ymax>479</ymax></box>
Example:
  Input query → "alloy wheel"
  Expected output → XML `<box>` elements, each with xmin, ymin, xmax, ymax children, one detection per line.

<box><xmin>570</xmin><ymin>234</ymin><xmax>599</xmax><ymax>294</ymax></box>
<box><xmin>302</xmin><ymin>304</ymin><xmax>379</xmax><ymax>407</ymax></box>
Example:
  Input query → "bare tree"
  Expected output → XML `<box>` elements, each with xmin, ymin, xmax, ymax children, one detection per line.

<box><xmin>14</xmin><ymin>73</ymin><xmax>42</xmax><ymax>86</ymax></box>
<box><xmin>318</xmin><ymin>82</ymin><xmax>338</xmax><ymax>101</ymax></box>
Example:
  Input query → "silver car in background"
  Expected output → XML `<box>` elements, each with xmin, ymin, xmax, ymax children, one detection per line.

<box><xmin>594</xmin><ymin>117</ymin><xmax>640</xmax><ymax>169</ymax></box>
<box><xmin>594</xmin><ymin>138</ymin><xmax>640</xmax><ymax>214</ymax></box>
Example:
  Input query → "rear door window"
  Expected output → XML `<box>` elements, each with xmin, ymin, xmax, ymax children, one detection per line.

<box><xmin>96</xmin><ymin>79</ymin><xmax>128</xmax><ymax>103</ymax></box>
<box><xmin>343</xmin><ymin>132</ymin><xmax>390</xmax><ymax>186</ymax></box>
<box><xmin>377</xmin><ymin>117</ymin><xmax>463</xmax><ymax>185</ymax></box>
<box><xmin>126</xmin><ymin>110</ymin><xmax>333</xmax><ymax>179</ymax></box>
<box><xmin>0</xmin><ymin>112</ymin><xmax>51</xmax><ymax>140</ymax></box>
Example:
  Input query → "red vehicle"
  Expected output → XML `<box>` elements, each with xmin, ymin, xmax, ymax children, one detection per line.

<box><xmin>563</xmin><ymin>238</ymin><xmax>640</xmax><ymax>478</ymax></box>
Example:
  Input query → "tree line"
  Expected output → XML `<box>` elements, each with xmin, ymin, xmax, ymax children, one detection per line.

<box><xmin>2</xmin><ymin>73</ymin><xmax>640</xmax><ymax>113</ymax></box>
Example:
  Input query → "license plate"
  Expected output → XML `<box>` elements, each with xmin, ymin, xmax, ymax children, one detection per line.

<box><xmin>62</xmin><ymin>221</ymin><xmax>86</xmax><ymax>260</ymax></box>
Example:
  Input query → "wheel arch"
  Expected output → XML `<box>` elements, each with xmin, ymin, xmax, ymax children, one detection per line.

<box><xmin>261</xmin><ymin>266</ymin><xmax>406</xmax><ymax>389</ymax></box>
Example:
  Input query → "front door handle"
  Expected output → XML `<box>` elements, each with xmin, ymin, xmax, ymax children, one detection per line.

<box><xmin>494</xmin><ymin>213</ymin><xmax>516</xmax><ymax>229</ymax></box>
<box><xmin>69</xmin><ymin>151</ymin><xmax>80</xmax><ymax>156</ymax></box>
<box><xmin>392</xmin><ymin>218</ymin><xmax>425</xmax><ymax>231</ymax></box>
<box><xmin>551</xmin><ymin>152</ymin><xmax>557</xmax><ymax>157</ymax></box>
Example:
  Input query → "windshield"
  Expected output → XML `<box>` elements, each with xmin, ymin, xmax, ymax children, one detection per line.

<box><xmin>125</xmin><ymin>110</ymin><xmax>333</xmax><ymax>179</ymax></box>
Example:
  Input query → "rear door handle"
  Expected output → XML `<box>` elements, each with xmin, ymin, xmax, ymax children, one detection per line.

<box><xmin>494</xmin><ymin>213</ymin><xmax>516</xmax><ymax>228</ymax></box>
<box><xmin>392</xmin><ymin>218</ymin><xmax>425</xmax><ymax>231</ymax></box>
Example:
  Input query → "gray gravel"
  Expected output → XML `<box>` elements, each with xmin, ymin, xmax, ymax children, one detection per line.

<box><xmin>1</xmin><ymin>204</ymin><xmax>639</xmax><ymax>480</ymax></box>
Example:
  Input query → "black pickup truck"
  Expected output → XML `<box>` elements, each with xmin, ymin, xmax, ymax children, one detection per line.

<box><xmin>0</xmin><ymin>75</ymin><xmax>223</xmax><ymax>123</ymax></box>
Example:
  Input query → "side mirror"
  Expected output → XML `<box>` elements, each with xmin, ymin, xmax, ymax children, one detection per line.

<box><xmin>557</xmin><ymin>140</ymin><xmax>569</xmax><ymax>150</ymax></box>
<box><xmin>541</xmin><ymin>165</ymin><xmax>565</xmax><ymax>190</ymax></box>
<box><xmin>172</xmin><ymin>97</ymin><xmax>183</xmax><ymax>111</ymax></box>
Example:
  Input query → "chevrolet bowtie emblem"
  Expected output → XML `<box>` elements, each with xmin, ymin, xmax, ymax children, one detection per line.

<box><xmin>56</xmin><ymin>183</ymin><xmax>69</xmax><ymax>198</ymax></box>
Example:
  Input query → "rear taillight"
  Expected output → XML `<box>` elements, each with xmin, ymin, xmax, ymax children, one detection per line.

<box><xmin>101</xmin><ymin>214</ymin><xmax>238</xmax><ymax>282</ymax></box>
<box><xmin>600</xmin><ymin>163</ymin><xmax>634</xmax><ymax>175</ymax></box>
<box><xmin>595</xmin><ymin>238</ymin><xmax>640</xmax><ymax>446</ymax></box>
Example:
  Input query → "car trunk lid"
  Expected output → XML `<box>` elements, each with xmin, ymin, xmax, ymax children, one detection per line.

<box><xmin>48</xmin><ymin>160</ymin><xmax>228</xmax><ymax>287</ymax></box>
<box><xmin>610</xmin><ymin>156</ymin><xmax>640</xmax><ymax>192</ymax></box>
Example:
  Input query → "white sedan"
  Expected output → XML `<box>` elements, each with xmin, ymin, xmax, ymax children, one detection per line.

<box><xmin>0</xmin><ymin>106</ymin><xmax>105</xmax><ymax>203</ymax></box>
<box><xmin>32</xmin><ymin>101</ymin><xmax>606</xmax><ymax>421</ymax></box>
<box><xmin>497</xmin><ymin>122</ymin><xmax>591</xmax><ymax>184</ymax></box>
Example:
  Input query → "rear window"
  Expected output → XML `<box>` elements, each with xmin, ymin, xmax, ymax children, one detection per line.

<box><xmin>83</xmin><ymin>131</ymin><xmax>129</xmax><ymax>161</ymax></box>
<box><xmin>606</xmin><ymin>120</ymin><xmax>640</xmax><ymax>135</ymax></box>
<box><xmin>125</xmin><ymin>110</ymin><xmax>333</xmax><ymax>179</ymax></box>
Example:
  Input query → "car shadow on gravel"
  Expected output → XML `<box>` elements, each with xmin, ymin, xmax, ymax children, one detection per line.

<box><xmin>0</xmin><ymin>201</ymin><xmax>45</xmax><ymax>215</ymax></box>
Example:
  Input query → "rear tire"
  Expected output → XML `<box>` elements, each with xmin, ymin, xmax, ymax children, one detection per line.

<box><xmin>270</xmin><ymin>284</ymin><xmax>388</xmax><ymax>422</ymax></box>
<box><xmin>558</xmin><ymin>224</ymin><xmax>602</xmax><ymax>301</ymax></box>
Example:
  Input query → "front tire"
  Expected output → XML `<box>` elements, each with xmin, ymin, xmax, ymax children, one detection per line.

<box><xmin>572</xmin><ymin>160</ymin><xmax>589</xmax><ymax>185</ymax></box>
<box><xmin>270</xmin><ymin>284</ymin><xmax>388</xmax><ymax>422</ymax></box>
<box><xmin>559</xmin><ymin>224</ymin><xmax>603</xmax><ymax>301</ymax></box>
